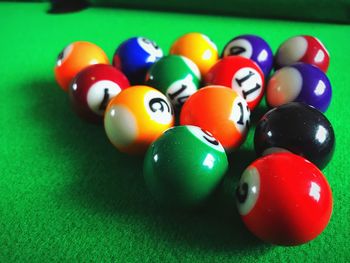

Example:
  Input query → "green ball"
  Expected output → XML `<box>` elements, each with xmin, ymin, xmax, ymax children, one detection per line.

<box><xmin>143</xmin><ymin>125</ymin><xmax>228</xmax><ymax>207</ymax></box>
<box><xmin>146</xmin><ymin>55</ymin><xmax>201</xmax><ymax>108</ymax></box>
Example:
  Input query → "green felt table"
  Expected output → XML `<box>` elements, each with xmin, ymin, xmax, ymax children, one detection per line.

<box><xmin>1</xmin><ymin>2</ymin><xmax>350</xmax><ymax>262</ymax></box>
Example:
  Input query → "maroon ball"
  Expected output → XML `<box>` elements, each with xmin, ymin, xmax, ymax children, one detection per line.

<box><xmin>69</xmin><ymin>64</ymin><xmax>130</xmax><ymax>123</ymax></box>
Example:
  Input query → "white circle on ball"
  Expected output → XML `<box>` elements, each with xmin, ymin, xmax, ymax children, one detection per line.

<box><xmin>266</xmin><ymin>67</ymin><xmax>303</xmax><ymax>107</ymax></box>
<box><xmin>166</xmin><ymin>75</ymin><xmax>198</xmax><ymax>107</ymax></box>
<box><xmin>57</xmin><ymin>44</ymin><xmax>73</xmax><ymax>66</ymax></box>
<box><xmin>236</xmin><ymin>167</ymin><xmax>261</xmax><ymax>216</ymax></box>
<box><xmin>181</xmin><ymin>56</ymin><xmax>201</xmax><ymax>79</ymax></box>
<box><xmin>223</xmin><ymin>38</ymin><xmax>253</xmax><ymax>58</ymax></box>
<box><xmin>137</xmin><ymin>37</ymin><xmax>163</xmax><ymax>63</ymax></box>
<box><xmin>104</xmin><ymin>105</ymin><xmax>138</xmax><ymax>148</ymax></box>
<box><xmin>87</xmin><ymin>80</ymin><xmax>122</xmax><ymax>115</ymax></box>
<box><xmin>230</xmin><ymin>95</ymin><xmax>250</xmax><ymax>134</ymax></box>
<box><xmin>186</xmin><ymin>125</ymin><xmax>225</xmax><ymax>153</ymax></box>
<box><xmin>262</xmin><ymin>147</ymin><xmax>291</xmax><ymax>156</ymax></box>
<box><xmin>144</xmin><ymin>90</ymin><xmax>173</xmax><ymax>125</ymax></box>
<box><xmin>276</xmin><ymin>36</ymin><xmax>308</xmax><ymax>66</ymax></box>
<box><xmin>231</xmin><ymin>67</ymin><xmax>263</xmax><ymax>103</ymax></box>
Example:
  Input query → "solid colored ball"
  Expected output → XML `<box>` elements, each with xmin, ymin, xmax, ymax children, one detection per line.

<box><xmin>236</xmin><ymin>152</ymin><xmax>333</xmax><ymax>246</ymax></box>
<box><xmin>254</xmin><ymin>102</ymin><xmax>335</xmax><ymax>169</ymax></box>
<box><xmin>266</xmin><ymin>63</ymin><xmax>332</xmax><ymax>112</ymax></box>
<box><xmin>69</xmin><ymin>64</ymin><xmax>130</xmax><ymax>123</ymax></box>
<box><xmin>222</xmin><ymin>34</ymin><xmax>273</xmax><ymax>77</ymax></box>
<box><xmin>104</xmin><ymin>85</ymin><xmax>174</xmax><ymax>154</ymax></box>
<box><xmin>146</xmin><ymin>55</ymin><xmax>201</xmax><ymax>108</ymax></box>
<box><xmin>54</xmin><ymin>41</ymin><xmax>109</xmax><ymax>91</ymax></box>
<box><xmin>170</xmin><ymin>32</ymin><xmax>218</xmax><ymax>76</ymax></box>
<box><xmin>205</xmin><ymin>56</ymin><xmax>265</xmax><ymax>110</ymax></box>
<box><xmin>180</xmin><ymin>86</ymin><xmax>250</xmax><ymax>151</ymax></box>
<box><xmin>113</xmin><ymin>37</ymin><xmax>163</xmax><ymax>84</ymax></box>
<box><xmin>275</xmin><ymin>35</ymin><xmax>330</xmax><ymax>72</ymax></box>
<box><xmin>144</xmin><ymin>125</ymin><xmax>228</xmax><ymax>207</ymax></box>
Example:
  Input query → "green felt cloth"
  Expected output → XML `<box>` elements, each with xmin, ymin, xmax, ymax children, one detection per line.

<box><xmin>1</xmin><ymin>2</ymin><xmax>350</xmax><ymax>262</ymax></box>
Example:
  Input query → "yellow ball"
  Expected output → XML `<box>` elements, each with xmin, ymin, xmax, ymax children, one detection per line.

<box><xmin>170</xmin><ymin>33</ymin><xmax>218</xmax><ymax>76</ymax></box>
<box><xmin>104</xmin><ymin>86</ymin><xmax>174</xmax><ymax>154</ymax></box>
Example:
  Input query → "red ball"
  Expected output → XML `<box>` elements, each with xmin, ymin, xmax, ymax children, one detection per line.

<box><xmin>205</xmin><ymin>56</ymin><xmax>265</xmax><ymax>110</ymax></box>
<box><xmin>275</xmin><ymin>35</ymin><xmax>330</xmax><ymax>72</ymax></box>
<box><xmin>69</xmin><ymin>64</ymin><xmax>130</xmax><ymax>123</ymax></box>
<box><xmin>236</xmin><ymin>152</ymin><xmax>333</xmax><ymax>246</ymax></box>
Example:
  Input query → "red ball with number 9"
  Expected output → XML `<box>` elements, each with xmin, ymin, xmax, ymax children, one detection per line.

<box><xmin>180</xmin><ymin>85</ymin><xmax>250</xmax><ymax>151</ymax></box>
<box><xmin>205</xmin><ymin>56</ymin><xmax>265</xmax><ymax>110</ymax></box>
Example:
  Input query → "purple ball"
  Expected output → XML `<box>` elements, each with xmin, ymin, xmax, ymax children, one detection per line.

<box><xmin>222</xmin><ymin>34</ymin><xmax>273</xmax><ymax>77</ymax></box>
<box><xmin>266</xmin><ymin>63</ymin><xmax>332</xmax><ymax>112</ymax></box>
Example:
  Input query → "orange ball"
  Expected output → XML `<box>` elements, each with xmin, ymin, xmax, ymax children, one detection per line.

<box><xmin>170</xmin><ymin>33</ymin><xmax>218</xmax><ymax>76</ymax></box>
<box><xmin>180</xmin><ymin>86</ymin><xmax>250</xmax><ymax>151</ymax></box>
<box><xmin>104</xmin><ymin>86</ymin><xmax>174</xmax><ymax>154</ymax></box>
<box><xmin>54</xmin><ymin>41</ymin><xmax>109</xmax><ymax>91</ymax></box>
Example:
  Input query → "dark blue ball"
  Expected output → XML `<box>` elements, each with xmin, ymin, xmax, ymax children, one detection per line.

<box><xmin>113</xmin><ymin>37</ymin><xmax>163</xmax><ymax>84</ymax></box>
<box><xmin>222</xmin><ymin>34</ymin><xmax>273</xmax><ymax>77</ymax></box>
<box><xmin>266</xmin><ymin>63</ymin><xmax>332</xmax><ymax>112</ymax></box>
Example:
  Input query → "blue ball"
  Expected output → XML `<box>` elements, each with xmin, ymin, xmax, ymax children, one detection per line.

<box><xmin>113</xmin><ymin>37</ymin><xmax>163</xmax><ymax>84</ymax></box>
<box><xmin>222</xmin><ymin>34</ymin><xmax>274</xmax><ymax>77</ymax></box>
<box><xmin>266</xmin><ymin>63</ymin><xmax>332</xmax><ymax>112</ymax></box>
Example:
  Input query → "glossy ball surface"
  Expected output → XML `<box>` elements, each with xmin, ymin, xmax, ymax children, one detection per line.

<box><xmin>267</xmin><ymin>63</ymin><xmax>332</xmax><ymax>112</ymax></box>
<box><xmin>54</xmin><ymin>41</ymin><xmax>109</xmax><ymax>91</ymax></box>
<box><xmin>236</xmin><ymin>152</ymin><xmax>333</xmax><ymax>246</ymax></box>
<box><xmin>170</xmin><ymin>32</ymin><xmax>218</xmax><ymax>76</ymax></box>
<box><xmin>254</xmin><ymin>102</ymin><xmax>335</xmax><ymax>169</ymax></box>
<box><xmin>180</xmin><ymin>86</ymin><xmax>250</xmax><ymax>151</ymax></box>
<box><xmin>146</xmin><ymin>55</ymin><xmax>201</xmax><ymax>108</ymax></box>
<box><xmin>205</xmin><ymin>56</ymin><xmax>265</xmax><ymax>110</ymax></box>
<box><xmin>113</xmin><ymin>37</ymin><xmax>163</xmax><ymax>84</ymax></box>
<box><xmin>222</xmin><ymin>34</ymin><xmax>273</xmax><ymax>76</ymax></box>
<box><xmin>144</xmin><ymin>125</ymin><xmax>228</xmax><ymax>207</ymax></box>
<box><xmin>275</xmin><ymin>35</ymin><xmax>330</xmax><ymax>72</ymax></box>
<box><xmin>104</xmin><ymin>86</ymin><xmax>174</xmax><ymax>154</ymax></box>
<box><xmin>69</xmin><ymin>64</ymin><xmax>130</xmax><ymax>123</ymax></box>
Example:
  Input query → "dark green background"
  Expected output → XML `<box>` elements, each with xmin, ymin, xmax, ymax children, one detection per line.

<box><xmin>91</xmin><ymin>0</ymin><xmax>350</xmax><ymax>23</ymax></box>
<box><xmin>5</xmin><ymin>0</ymin><xmax>350</xmax><ymax>22</ymax></box>
<box><xmin>1</xmin><ymin>2</ymin><xmax>349</xmax><ymax>262</ymax></box>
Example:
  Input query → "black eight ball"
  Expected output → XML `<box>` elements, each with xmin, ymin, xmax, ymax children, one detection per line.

<box><xmin>254</xmin><ymin>102</ymin><xmax>335</xmax><ymax>169</ymax></box>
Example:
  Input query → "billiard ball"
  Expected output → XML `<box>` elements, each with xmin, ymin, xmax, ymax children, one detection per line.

<box><xmin>144</xmin><ymin>125</ymin><xmax>228</xmax><ymax>207</ymax></box>
<box><xmin>69</xmin><ymin>64</ymin><xmax>130</xmax><ymax>123</ymax></box>
<box><xmin>266</xmin><ymin>63</ymin><xmax>332</xmax><ymax>112</ymax></box>
<box><xmin>54</xmin><ymin>41</ymin><xmax>109</xmax><ymax>91</ymax></box>
<box><xmin>169</xmin><ymin>32</ymin><xmax>218</xmax><ymax>76</ymax></box>
<box><xmin>275</xmin><ymin>35</ymin><xmax>330</xmax><ymax>72</ymax></box>
<box><xmin>146</xmin><ymin>55</ymin><xmax>201</xmax><ymax>108</ymax></box>
<box><xmin>104</xmin><ymin>85</ymin><xmax>174</xmax><ymax>154</ymax></box>
<box><xmin>113</xmin><ymin>37</ymin><xmax>163</xmax><ymax>84</ymax></box>
<box><xmin>180</xmin><ymin>86</ymin><xmax>250</xmax><ymax>151</ymax></box>
<box><xmin>222</xmin><ymin>34</ymin><xmax>273</xmax><ymax>77</ymax></box>
<box><xmin>205</xmin><ymin>56</ymin><xmax>265</xmax><ymax>110</ymax></box>
<box><xmin>254</xmin><ymin>102</ymin><xmax>335</xmax><ymax>169</ymax></box>
<box><xmin>236</xmin><ymin>152</ymin><xmax>333</xmax><ymax>246</ymax></box>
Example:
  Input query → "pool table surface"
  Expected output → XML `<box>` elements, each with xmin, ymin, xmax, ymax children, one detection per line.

<box><xmin>1</xmin><ymin>2</ymin><xmax>350</xmax><ymax>262</ymax></box>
